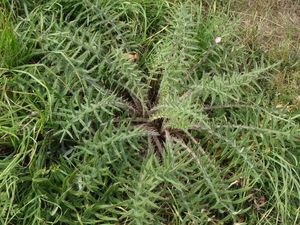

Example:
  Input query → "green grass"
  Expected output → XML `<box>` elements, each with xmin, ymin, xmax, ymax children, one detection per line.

<box><xmin>0</xmin><ymin>10</ymin><xmax>22</xmax><ymax>67</ymax></box>
<box><xmin>0</xmin><ymin>0</ymin><xmax>299</xmax><ymax>224</ymax></box>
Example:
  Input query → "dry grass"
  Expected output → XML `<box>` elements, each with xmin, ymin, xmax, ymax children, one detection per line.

<box><xmin>233</xmin><ymin>0</ymin><xmax>299</xmax><ymax>58</ymax></box>
<box><xmin>232</xmin><ymin>0</ymin><xmax>300</xmax><ymax>110</ymax></box>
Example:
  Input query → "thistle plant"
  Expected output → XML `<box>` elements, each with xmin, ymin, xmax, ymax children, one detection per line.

<box><xmin>0</xmin><ymin>0</ymin><xmax>299</xmax><ymax>224</ymax></box>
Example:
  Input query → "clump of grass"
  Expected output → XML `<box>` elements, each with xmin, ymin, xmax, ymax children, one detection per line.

<box><xmin>0</xmin><ymin>0</ymin><xmax>299</xmax><ymax>224</ymax></box>
<box><xmin>0</xmin><ymin>7</ymin><xmax>29</xmax><ymax>68</ymax></box>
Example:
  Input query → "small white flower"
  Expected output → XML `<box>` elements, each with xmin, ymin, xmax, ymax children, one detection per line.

<box><xmin>214</xmin><ymin>36</ymin><xmax>222</xmax><ymax>44</ymax></box>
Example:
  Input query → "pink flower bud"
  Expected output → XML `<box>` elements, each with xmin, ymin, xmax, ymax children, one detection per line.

<box><xmin>214</xmin><ymin>37</ymin><xmax>221</xmax><ymax>44</ymax></box>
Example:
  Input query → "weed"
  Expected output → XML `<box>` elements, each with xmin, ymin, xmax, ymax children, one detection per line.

<box><xmin>0</xmin><ymin>1</ymin><xmax>299</xmax><ymax>224</ymax></box>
